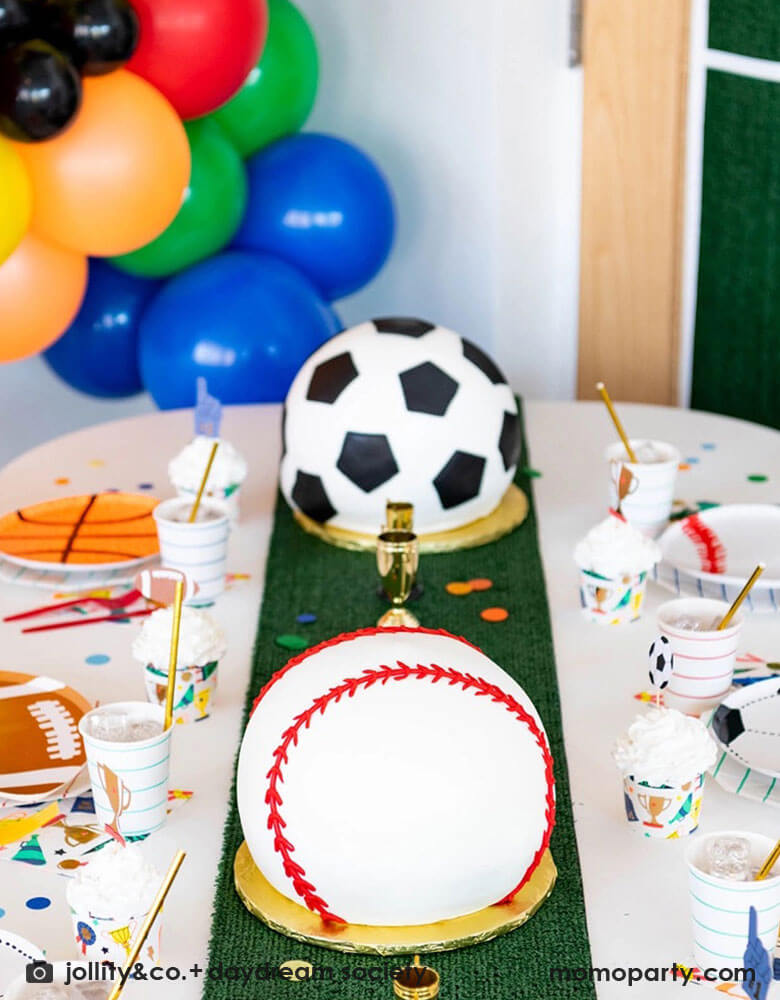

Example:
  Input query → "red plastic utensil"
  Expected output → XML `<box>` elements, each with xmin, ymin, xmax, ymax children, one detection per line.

<box><xmin>4</xmin><ymin>589</ymin><xmax>142</xmax><ymax>623</ymax></box>
<box><xmin>21</xmin><ymin>607</ymin><xmax>153</xmax><ymax>634</ymax></box>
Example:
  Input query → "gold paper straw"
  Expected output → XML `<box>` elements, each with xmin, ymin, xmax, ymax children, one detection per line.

<box><xmin>756</xmin><ymin>839</ymin><xmax>780</xmax><ymax>881</ymax></box>
<box><xmin>717</xmin><ymin>563</ymin><xmax>765</xmax><ymax>631</ymax></box>
<box><xmin>106</xmin><ymin>850</ymin><xmax>186</xmax><ymax>1000</ymax></box>
<box><xmin>595</xmin><ymin>381</ymin><xmax>637</xmax><ymax>464</ymax></box>
<box><xmin>188</xmin><ymin>441</ymin><xmax>219</xmax><ymax>523</ymax></box>
<box><xmin>164</xmin><ymin>580</ymin><xmax>184</xmax><ymax>730</ymax></box>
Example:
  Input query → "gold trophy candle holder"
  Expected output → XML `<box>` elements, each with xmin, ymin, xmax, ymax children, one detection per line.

<box><xmin>394</xmin><ymin>956</ymin><xmax>440</xmax><ymax>999</ymax></box>
<box><xmin>377</xmin><ymin>530</ymin><xmax>420</xmax><ymax>628</ymax></box>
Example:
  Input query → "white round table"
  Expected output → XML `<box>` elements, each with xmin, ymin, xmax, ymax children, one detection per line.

<box><xmin>0</xmin><ymin>401</ymin><xmax>778</xmax><ymax>999</ymax></box>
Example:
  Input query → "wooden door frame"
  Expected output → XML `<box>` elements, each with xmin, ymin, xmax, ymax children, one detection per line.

<box><xmin>576</xmin><ymin>0</ymin><xmax>691</xmax><ymax>405</ymax></box>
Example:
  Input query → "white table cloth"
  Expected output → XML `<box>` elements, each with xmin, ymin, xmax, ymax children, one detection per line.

<box><xmin>0</xmin><ymin>401</ymin><xmax>778</xmax><ymax>998</ymax></box>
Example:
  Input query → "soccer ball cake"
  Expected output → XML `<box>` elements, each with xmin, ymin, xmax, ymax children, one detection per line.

<box><xmin>280</xmin><ymin>317</ymin><xmax>521</xmax><ymax>534</ymax></box>
<box><xmin>237</xmin><ymin>628</ymin><xmax>555</xmax><ymax>927</ymax></box>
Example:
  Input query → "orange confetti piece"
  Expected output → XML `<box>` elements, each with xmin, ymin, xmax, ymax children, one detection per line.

<box><xmin>54</xmin><ymin>477</ymin><xmax>70</xmax><ymax>485</ymax></box>
<box><xmin>678</xmin><ymin>463</ymin><xmax>690</xmax><ymax>471</ymax></box>
<box><xmin>469</xmin><ymin>578</ymin><xmax>493</xmax><ymax>592</ymax></box>
<box><xmin>480</xmin><ymin>606</ymin><xmax>509</xmax><ymax>623</ymax></box>
<box><xmin>446</xmin><ymin>581</ymin><xmax>472</xmax><ymax>596</ymax></box>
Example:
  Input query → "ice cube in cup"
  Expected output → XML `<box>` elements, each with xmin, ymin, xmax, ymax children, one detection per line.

<box><xmin>705</xmin><ymin>836</ymin><xmax>752</xmax><ymax>882</ymax></box>
<box><xmin>86</xmin><ymin>710</ymin><xmax>163</xmax><ymax>744</ymax></box>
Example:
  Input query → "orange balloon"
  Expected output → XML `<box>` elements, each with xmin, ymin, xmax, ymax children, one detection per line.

<box><xmin>18</xmin><ymin>71</ymin><xmax>190</xmax><ymax>257</ymax></box>
<box><xmin>0</xmin><ymin>233</ymin><xmax>87</xmax><ymax>361</ymax></box>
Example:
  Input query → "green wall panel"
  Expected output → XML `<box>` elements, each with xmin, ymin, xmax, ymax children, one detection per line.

<box><xmin>691</xmin><ymin>70</ymin><xmax>780</xmax><ymax>427</ymax></box>
<box><xmin>709</xmin><ymin>0</ymin><xmax>780</xmax><ymax>62</ymax></box>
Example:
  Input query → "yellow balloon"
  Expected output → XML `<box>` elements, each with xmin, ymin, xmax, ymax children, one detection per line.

<box><xmin>0</xmin><ymin>137</ymin><xmax>32</xmax><ymax>265</ymax></box>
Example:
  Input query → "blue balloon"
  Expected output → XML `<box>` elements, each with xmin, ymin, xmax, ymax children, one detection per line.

<box><xmin>44</xmin><ymin>260</ymin><xmax>161</xmax><ymax>398</ymax></box>
<box><xmin>138</xmin><ymin>251</ymin><xmax>341</xmax><ymax>409</ymax></box>
<box><xmin>234</xmin><ymin>133</ymin><xmax>395</xmax><ymax>301</ymax></box>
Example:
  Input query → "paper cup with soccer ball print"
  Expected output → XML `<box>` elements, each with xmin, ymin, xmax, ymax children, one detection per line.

<box><xmin>623</xmin><ymin>773</ymin><xmax>704</xmax><ymax>838</ymax></box>
<box><xmin>68</xmin><ymin>903</ymin><xmax>163</xmax><ymax>969</ymax></box>
<box><xmin>687</xmin><ymin>830</ymin><xmax>780</xmax><ymax>972</ymax></box>
<box><xmin>79</xmin><ymin>702</ymin><xmax>171</xmax><ymax>839</ymax></box>
<box><xmin>606</xmin><ymin>439</ymin><xmax>680</xmax><ymax>538</ymax></box>
<box><xmin>153</xmin><ymin>498</ymin><xmax>230</xmax><ymax>605</ymax></box>
<box><xmin>658</xmin><ymin>598</ymin><xmax>743</xmax><ymax>715</ymax></box>
<box><xmin>144</xmin><ymin>659</ymin><xmax>218</xmax><ymax>724</ymax></box>
<box><xmin>579</xmin><ymin>568</ymin><xmax>648</xmax><ymax>624</ymax></box>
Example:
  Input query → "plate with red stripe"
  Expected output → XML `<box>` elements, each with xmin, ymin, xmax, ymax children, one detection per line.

<box><xmin>658</xmin><ymin>505</ymin><xmax>780</xmax><ymax>589</ymax></box>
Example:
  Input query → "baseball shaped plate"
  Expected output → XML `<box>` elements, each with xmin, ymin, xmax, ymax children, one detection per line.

<box><xmin>0</xmin><ymin>671</ymin><xmax>91</xmax><ymax>801</ymax></box>
<box><xmin>0</xmin><ymin>493</ymin><xmax>160</xmax><ymax>572</ymax></box>
<box><xmin>658</xmin><ymin>506</ymin><xmax>780</xmax><ymax>588</ymax></box>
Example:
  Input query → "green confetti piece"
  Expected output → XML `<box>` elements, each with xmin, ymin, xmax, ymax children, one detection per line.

<box><xmin>274</xmin><ymin>634</ymin><xmax>309</xmax><ymax>651</ymax></box>
<box><xmin>747</xmin><ymin>474</ymin><xmax>768</xmax><ymax>482</ymax></box>
<box><xmin>522</xmin><ymin>466</ymin><xmax>542</xmax><ymax>479</ymax></box>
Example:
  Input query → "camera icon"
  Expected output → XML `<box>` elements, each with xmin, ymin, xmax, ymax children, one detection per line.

<box><xmin>26</xmin><ymin>960</ymin><xmax>54</xmax><ymax>983</ymax></box>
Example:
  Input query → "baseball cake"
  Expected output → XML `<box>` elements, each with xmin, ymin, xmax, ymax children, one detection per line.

<box><xmin>237</xmin><ymin>627</ymin><xmax>555</xmax><ymax>927</ymax></box>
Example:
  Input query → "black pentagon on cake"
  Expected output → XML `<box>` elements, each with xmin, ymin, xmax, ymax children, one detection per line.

<box><xmin>462</xmin><ymin>337</ymin><xmax>507</xmax><ymax>385</ymax></box>
<box><xmin>291</xmin><ymin>471</ymin><xmax>337</xmax><ymax>522</ymax></box>
<box><xmin>498</xmin><ymin>410</ymin><xmax>520</xmax><ymax>471</ymax></box>
<box><xmin>372</xmin><ymin>317</ymin><xmax>436</xmax><ymax>337</ymax></box>
<box><xmin>433</xmin><ymin>451</ymin><xmax>486</xmax><ymax>509</ymax></box>
<box><xmin>306</xmin><ymin>352</ymin><xmax>358</xmax><ymax>404</ymax></box>
<box><xmin>399</xmin><ymin>362</ymin><xmax>459</xmax><ymax>416</ymax></box>
<box><xmin>336</xmin><ymin>432</ymin><xmax>399</xmax><ymax>493</ymax></box>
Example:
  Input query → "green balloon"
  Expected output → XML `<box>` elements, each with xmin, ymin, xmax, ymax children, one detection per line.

<box><xmin>112</xmin><ymin>120</ymin><xmax>247</xmax><ymax>278</ymax></box>
<box><xmin>210</xmin><ymin>0</ymin><xmax>318</xmax><ymax>158</ymax></box>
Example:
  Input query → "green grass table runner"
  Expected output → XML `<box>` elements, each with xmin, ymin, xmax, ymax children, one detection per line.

<box><xmin>204</xmin><ymin>402</ymin><xmax>595</xmax><ymax>998</ymax></box>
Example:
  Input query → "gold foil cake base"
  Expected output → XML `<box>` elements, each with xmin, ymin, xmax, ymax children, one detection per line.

<box><xmin>293</xmin><ymin>484</ymin><xmax>529</xmax><ymax>554</ymax></box>
<box><xmin>233</xmin><ymin>841</ymin><xmax>556</xmax><ymax>955</ymax></box>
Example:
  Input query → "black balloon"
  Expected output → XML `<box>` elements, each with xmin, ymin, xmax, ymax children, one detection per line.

<box><xmin>0</xmin><ymin>0</ymin><xmax>38</xmax><ymax>49</ymax></box>
<box><xmin>0</xmin><ymin>39</ymin><xmax>81</xmax><ymax>141</ymax></box>
<box><xmin>40</xmin><ymin>0</ymin><xmax>139</xmax><ymax>75</ymax></box>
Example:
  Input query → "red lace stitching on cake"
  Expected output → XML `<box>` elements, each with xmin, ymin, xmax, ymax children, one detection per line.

<box><xmin>264</xmin><ymin>658</ymin><xmax>556</xmax><ymax>924</ymax></box>
<box><xmin>681</xmin><ymin>514</ymin><xmax>726</xmax><ymax>574</ymax></box>
<box><xmin>251</xmin><ymin>626</ymin><xmax>480</xmax><ymax>717</ymax></box>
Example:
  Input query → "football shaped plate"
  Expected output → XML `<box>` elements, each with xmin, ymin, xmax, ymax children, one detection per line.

<box><xmin>0</xmin><ymin>671</ymin><xmax>92</xmax><ymax>801</ymax></box>
<box><xmin>711</xmin><ymin>679</ymin><xmax>780</xmax><ymax>779</ymax></box>
<box><xmin>658</xmin><ymin>505</ymin><xmax>780</xmax><ymax>588</ymax></box>
<box><xmin>0</xmin><ymin>492</ymin><xmax>160</xmax><ymax>572</ymax></box>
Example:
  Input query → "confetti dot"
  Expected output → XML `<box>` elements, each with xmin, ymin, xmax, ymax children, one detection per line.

<box><xmin>678</xmin><ymin>463</ymin><xmax>691</xmax><ymax>471</ymax></box>
<box><xmin>54</xmin><ymin>477</ymin><xmax>70</xmax><ymax>485</ymax></box>
<box><xmin>88</xmin><ymin>459</ymin><xmax>105</xmax><ymax>468</ymax></box>
<box><xmin>105</xmin><ymin>487</ymin><xmax>120</xmax><ymax>493</ymax></box>
<box><xmin>85</xmin><ymin>653</ymin><xmax>110</xmax><ymax>665</ymax></box>
<box><xmin>446</xmin><ymin>581</ymin><xmax>472</xmax><ymax>596</ymax></box>
<box><xmin>0</xmin><ymin>908</ymin><xmax>5</xmax><ymax>918</ymax></box>
<box><xmin>275</xmin><ymin>634</ymin><xmax>309</xmax><ymax>651</ymax></box>
<box><xmin>748</xmin><ymin>474</ymin><xmax>768</xmax><ymax>483</ymax></box>
<box><xmin>469</xmin><ymin>578</ymin><xmax>493</xmax><ymax>592</ymax></box>
<box><xmin>701</xmin><ymin>443</ymin><xmax>716</xmax><ymax>450</ymax></box>
<box><xmin>138</xmin><ymin>482</ymin><xmax>154</xmax><ymax>490</ymax></box>
<box><xmin>480</xmin><ymin>606</ymin><xmax>509</xmax><ymax>623</ymax></box>
<box><xmin>522</xmin><ymin>466</ymin><xmax>542</xmax><ymax>479</ymax></box>
<box><xmin>296</xmin><ymin>613</ymin><xmax>317</xmax><ymax>624</ymax></box>
<box><xmin>26</xmin><ymin>896</ymin><xmax>51</xmax><ymax>910</ymax></box>
<box><xmin>684</xmin><ymin>457</ymin><xmax>700</xmax><ymax>464</ymax></box>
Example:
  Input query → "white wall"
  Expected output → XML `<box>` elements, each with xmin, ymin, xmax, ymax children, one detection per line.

<box><xmin>0</xmin><ymin>0</ymin><xmax>582</xmax><ymax>468</ymax></box>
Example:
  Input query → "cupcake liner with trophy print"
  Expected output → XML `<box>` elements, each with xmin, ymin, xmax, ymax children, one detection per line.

<box><xmin>579</xmin><ymin>568</ymin><xmax>647</xmax><ymax>624</ymax></box>
<box><xmin>144</xmin><ymin>660</ymin><xmax>218</xmax><ymax>724</ymax></box>
<box><xmin>174</xmin><ymin>482</ymin><xmax>242</xmax><ymax>523</ymax></box>
<box><xmin>79</xmin><ymin>703</ymin><xmax>171</xmax><ymax>840</ymax></box>
<box><xmin>606</xmin><ymin>439</ymin><xmax>680</xmax><ymax>538</ymax></box>
<box><xmin>623</xmin><ymin>772</ymin><xmax>704</xmax><ymax>838</ymax></box>
<box><xmin>69</xmin><ymin>904</ymin><xmax>163</xmax><ymax>968</ymax></box>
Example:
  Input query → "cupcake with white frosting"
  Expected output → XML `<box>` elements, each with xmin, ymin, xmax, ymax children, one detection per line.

<box><xmin>168</xmin><ymin>435</ymin><xmax>247</xmax><ymax>521</ymax></box>
<box><xmin>133</xmin><ymin>606</ymin><xmax>227</xmax><ymax>724</ymax></box>
<box><xmin>574</xmin><ymin>510</ymin><xmax>661</xmax><ymax>624</ymax></box>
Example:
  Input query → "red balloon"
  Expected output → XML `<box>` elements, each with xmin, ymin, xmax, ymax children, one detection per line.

<box><xmin>126</xmin><ymin>0</ymin><xmax>269</xmax><ymax>120</ymax></box>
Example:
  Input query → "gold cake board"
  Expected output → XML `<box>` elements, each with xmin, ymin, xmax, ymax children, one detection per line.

<box><xmin>234</xmin><ymin>841</ymin><xmax>556</xmax><ymax>955</ymax></box>
<box><xmin>293</xmin><ymin>484</ymin><xmax>529</xmax><ymax>554</ymax></box>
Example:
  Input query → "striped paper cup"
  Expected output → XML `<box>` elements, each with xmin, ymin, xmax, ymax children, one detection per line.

<box><xmin>606</xmin><ymin>439</ymin><xmax>680</xmax><ymax>537</ymax></box>
<box><xmin>658</xmin><ymin>598</ymin><xmax>742</xmax><ymax>715</ymax></box>
<box><xmin>79</xmin><ymin>702</ymin><xmax>171</xmax><ymax>839</ymax></box>
<box><xmin>687</xmin><ymin>831</ymin><xmax>780</xmax><ymax>972</ymax></box>
<box><xmin>153</xmin><ymin>497</ymin><xmax>230</xmax><ymax>604</ymax></box>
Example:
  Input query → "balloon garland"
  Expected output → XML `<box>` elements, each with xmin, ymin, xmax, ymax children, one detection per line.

<box><xmin>0</xmin><ymin>0</ymin><xmax>396</xmax><ymax>407</ymax></box>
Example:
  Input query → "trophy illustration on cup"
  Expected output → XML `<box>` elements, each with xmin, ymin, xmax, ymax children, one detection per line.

<box><xmin>611</xmin><ymin>462</ymin><xmax>639</xmax><ymax>514</ymax></box>
<box><xmin>97</xmin><ymin>762</ymin><xmax>132</xmax><ymax>843</ymax></box>
<box><xmin>637</xmin><ymin>788</ymin><xmax>673</xmax><ymax>828</ymax></box>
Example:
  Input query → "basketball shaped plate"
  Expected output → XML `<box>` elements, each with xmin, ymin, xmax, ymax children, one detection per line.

<box><xmin>711</xmin><ymin>678</ymin><xmax>780</xmax><ymax>779</ymax></box>
<box><xmin>0</xmin><ymin>492</ymin><xmax>160</xmax><ymax>572</ymax></box>
<box><xmin>0</xmin><ymin>670</ymin><xmax>91</xmax><ymax>800</ymax></box>
<box><xmin>659</xmin><ymin>505</ymin><xmax>780</xmax><ymax>588</ymax></box>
